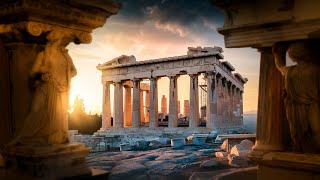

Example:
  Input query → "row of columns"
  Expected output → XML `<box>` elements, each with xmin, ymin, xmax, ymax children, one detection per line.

<box><xmin>206</xmin><ymin>73</ymin><xmax>243</xmax><ymax>128</ymax></box>
<box><xmin>101</xmin><ymin>72</ymin><xmax>243</xmax><ymax>129</ymax></box>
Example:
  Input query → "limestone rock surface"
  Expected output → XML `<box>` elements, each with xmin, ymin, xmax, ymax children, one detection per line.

<box><xmin>200</xmin><ymin>160</ymin><xmax>219</xmax><ymax>168</ymax></box>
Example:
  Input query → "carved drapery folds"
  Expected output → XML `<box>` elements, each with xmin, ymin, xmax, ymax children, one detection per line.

<box><xmin>0</xmin><ymin>0</ymin><xmax>119</xmax><ymax>178</ymax></box>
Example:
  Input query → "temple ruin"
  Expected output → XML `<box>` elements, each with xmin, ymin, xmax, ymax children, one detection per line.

<box><xmin>97</xmin><ymin>46</ymin><xmax>247</xmax><ymax>130</ymax></box>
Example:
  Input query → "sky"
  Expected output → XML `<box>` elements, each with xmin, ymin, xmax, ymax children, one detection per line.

<box><xmin>67</xmin><ymin>0</ymin><xmax>260</xmax><ymax>115</ymax></box>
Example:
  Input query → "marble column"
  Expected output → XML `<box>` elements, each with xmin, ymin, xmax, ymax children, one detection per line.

<box><xmin>217</xmin><ymin>76</ymin><xmax>222</xmax><ymax>127</ymax></box>
<box><xmin>145</xmin><ymin>90</ymin><xmax>150</xmax><ymax>123</ymax></box>
<box><xmin>140</xmin><ymin>90</ymin><xmax>145</xmax><ymax>123</ymax></box>
<box><xmin>149</xmin><ymin>77</ymin><xmax>158</xmax><ymax>128</ymax></box>
<box><xmin>206</xmin><ymin>72</ymin><xmax>218</xmax><ymax>128</ymax></box>
<box><xmin>168</xmin><ymin>76</ymin><xmax>178</xmax><ymax>128</ymax></box>
<box><xmin>124</xmin><ymin>85</ymin><xmax>132</xmax><ymax>127</ymax></box>
<box><xmin>132</xmin><ymin>79</ymin><xmax>141</xmax><ymax>128</ymax></box>
<box><xmin>114</xmin><ymin>82</ymin><xmax>124</xmax><ymax>128</ymax></box>
<box><xmin>236</xmin><ymin>88</ymin><xmax>241</xmax><ymax>118</ymax></box>
<box><xmin>189</xmin><ymin>74</ymin><xmax>199</xmax><ymax>128</ymax></box>
<box><xmin>102</xmin><ymin>81</ymin><xmax>112</xmax><ymax>130</ymax></box>
<box><xmin>240</xmin><ymin>91</ymin><xmax>244</xmax><ymax>126</ymax></box>
<box><xmin>226</xmin><ymin>81</ymin><xmax>231</xmax><ymax>126</ymax></box>
<box><xmin>231</xmin><ymin>85</ymin><xmax>237</xmax><ymax>125</ymax></box>
<box><xmin>250</xmin><ymin>47</ymin><xmax>288</xmax><ymax>159</ymax></box>
<box><xmin>221</xmin><ymin>78</ymin><xmax>227</xmax><ymax>127</ymax></box>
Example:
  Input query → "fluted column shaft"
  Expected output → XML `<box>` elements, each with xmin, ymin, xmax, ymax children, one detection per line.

<box><xmin>140</xmin><ymin>90</ymin><xmax>145</xmax><ymax>123</ymax></box>
<box><xmin>240</xmin><ymin>91</ymin><xmax>244</xmax><ymax>126</ymax></box>
<box><xmin>189</xmin><ymin>74</ymin><xmax>199</xmax><ymax>128</ymax></box>
<box><xmin>149</xmin><ymin>77</ymin><xmax>158</xmax><ymax>128</ymax></box>
<box><xmin>132</xmin><ymin>79</ymin><xmax>141</xmax><ymax>128</ymax></box>
<box><xmin>251</xmin><ymin>47</ymin><xmax>288</xmax><ymax>159</ymax></box>
<box><xmin>114</xmin><ymin>82</ymin><xmax>124</xmax><ymax>128</ymax></box>
<box><xmin>206</xmin><ymin>72</ymin><xmax>218</xmax><ymax>128</ymax></box>
<box><xmin>145</xmin><ymin>90</ymin><xmax>150</xmax><ymax>123</ymax></box>
<box><xmin>124</xmin><ymin>86</ymin><xmax>132</xmax><ymax>127</ymax></box>
<box><xmin>168</xmin><ymin>76</ymin><xmax>178</xmax><ymax>128</ymax></box>
<box><xmin>102</xmin><ymin>81</ymin><xmax>112</xmax><ymax>129</ymax></box>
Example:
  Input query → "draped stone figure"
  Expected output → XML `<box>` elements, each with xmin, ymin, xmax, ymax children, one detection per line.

<box><xmin>273</xmin><ymin>40</ymin><xmax>320</xmax><ymax>153</ymax></box>
<box><xmin>7</xmin><ymin>31</ymin><xmax>77</xmax><ymax>146</ymax></box>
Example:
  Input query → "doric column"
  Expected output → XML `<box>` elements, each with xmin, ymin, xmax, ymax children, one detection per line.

<box><xmin>149</xmin><ymin>77</ymin><xmax>159</xmax><ymax>128</ymax></box>
<box><xmin>168</xmin><ymin>76</ymin><xmax>179</xmax><ymax>128</ymax></box>
<box><xmin>250</xmin><ymin>47</ymin><xmax>288</xmax><ymax>159</ymax></box>
<box><xmin>221</xmin><ymin>77</ymin><xmax>227</xmax><ymax>127</ymax></box>
<box><xmin>189</xmin><ymin>74</ymin><xmax>199</xmax><ymax>128</ymax></box>
<box><xmin>140</xmin><ymin>90</ymin><xmax>145</xmax><ymax>123</ymax></box>
<box><xmin>231</xmin><ymin>85</ymin><xmax>237</xmax><ymax>125</ymax></box>
<box><xmin>124</xmin><ymin>85</ymin><xmax>132</xmax><ymax>127</ymax></box>
<box><xmin>101</xmin><ymin>81</ymin><xmax>112</xmax><ymax>130</ymax></box>
<box><xmin>240</xmin><ymin>90</ymin><xmax>244</xmax><ymax>126</ymax></box>
<box><xmin>114</xmin><ymin>81</ymin><xmax>124</xmax><ymax>128</ymax></box>
<box><xmin>132</xmin><ymin>79</ymin><xmax>141</xmax><ymax>128</ymax></box>
<box><xmin>145</xmin><ymin>90</ymin><xmax>150</xmax><ymax>123</ymax></box>
<box><xmin>206</xmin><ymin>72</ymin><xmax>218</xmax><ymax>128</ymax></box>
<box><xmin>216</xmin><ymin>76</ymin><xmax>222</xmax><ymax>127</ymax></box>
<box><xmin>227</xmin><ymin>81</ymin><xmax>233</xmax><ymax>126</ymax></box>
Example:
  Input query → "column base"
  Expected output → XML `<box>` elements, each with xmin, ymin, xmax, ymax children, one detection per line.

<box><xmin>249</xmin><ymin>141</ymin><xmax>284</xmax><ymax>161</ymax></box>
<box><xmin>2</xmin><ymin>143</ymin><xmax>91</xmax><ymax>179</ymax></box>
<box><xmin>257</xmin><ymin>152</ymin><xmax>320</xmax><ymax>180</ymax></box>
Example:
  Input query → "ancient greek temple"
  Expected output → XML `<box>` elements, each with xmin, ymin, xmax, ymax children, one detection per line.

<box><xmin>97</xmin><ymin>46</ymin><xmax>247</xmax><ymax>130</ymax></box>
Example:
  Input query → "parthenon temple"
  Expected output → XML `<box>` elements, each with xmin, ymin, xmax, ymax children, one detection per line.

<box><xmin>97</xmin><ymin>46</ymin><xmax>247</xmax><ymax>130</ymax></box>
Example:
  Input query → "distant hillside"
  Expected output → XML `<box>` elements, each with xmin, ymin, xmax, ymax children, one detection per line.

<box><xmin>243</xmin><ymin>114</ymin><xmax>257</xmax><ymax>134</ymax></box>
<box><xmin>244</xmin><ymin>110</ymin><xmax>257</xmax><ymax>114</ymax></box>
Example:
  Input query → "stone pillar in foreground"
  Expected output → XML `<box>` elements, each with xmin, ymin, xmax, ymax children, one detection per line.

<box><xmin>189</xmin><ymin>74</ymin><xmax>199</xmax><ymax>128</ymax></box>
<box><xmin>149</xmin><ymin>77</ymin><xmax>159</xmax><ymax>128</ymax></box>
<box><xmin>132</xmin><ymin>79</ymin><xmax>141</xmax><ymax>128</ymax></box>
<box><xmin>0</xmin><ymin>0</ymin><xmax>119</xmax><ymax>179</ymax></box>
<box><xmin>250</xmin><ymin>47</ymin><xmax>287</xmax><ymax>159</ymax></box>
<box><xmin>102</xmin><ymin>81</ymin><xmax>112</xmax><ymax>130</ymax></box>
<box><xmin>114</xmin><ymin>82</ymin><xmax>124</xmax><ymax>128</ymax></box>
<box><xmin>206</xmin><ymin>72</ymin><xmax>218</xmax><ymax>128</ymax></box>
<box><xmin>168</xmin><ymin>76</ymin><xmax>179</xmax><ymax>128</ymax></box>
<box><xmin>124</xmin><ymin>85</ymin><xmax>132</xmax><ymax>127</ymax></box>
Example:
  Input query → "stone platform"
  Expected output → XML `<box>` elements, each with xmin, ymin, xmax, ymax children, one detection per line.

<box><xmin>2</xmin><ymin>143</ymin><xmax>91</xmax><ymax>179</ymax></box>
<box><xmin>257</xmin><ymin>152</ymin><xmax>320</xmax><ymax>180</ymax></box>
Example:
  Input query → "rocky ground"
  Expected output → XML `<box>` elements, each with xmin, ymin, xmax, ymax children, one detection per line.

<box><xmin>86</xmin><ymin>143</ymin><xmax>256</xmax><ymax>180</ymax></box>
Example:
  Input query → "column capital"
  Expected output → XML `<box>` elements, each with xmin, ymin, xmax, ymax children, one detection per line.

<box><xmin>206</xmin><ymin>71</ymin><xmax>217</xmax><ymax>76</ymax></box>
<box><xmin>0</xmin><ymin>1</ymin><xmax>119</xmax><ymax>43</ymax></box>
<box><xmin>113</xmin><ymin>81</ymin><xmax>123</xmax><ymax>84</ymax></box>
<box><xmin>103</xmin><ymin>81</ymin><xmax>112</xmax><ymax>86</ymax></box>
<box><xmin>188</xmin><ymin>73</ymin><xmax>199</xmax><ymax>76</ymax></box>
<box><xmin>150</xmin><ymin>76</ymin><xmax>160</xmax><ymax>81</ymax></box>
<box><xmin>168</xmin><ymin>75</ymin><xmax>180</xmax><ymax>79</ymax></box>
<box><xmin>131</xmin><ymin>78</ymin><xmax>141</xmax><ymax>83</ymax></box>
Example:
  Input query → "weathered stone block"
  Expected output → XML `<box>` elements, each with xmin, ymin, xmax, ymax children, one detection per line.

<box><xmin>170</xmin><ymin>138</ymin><xmax>186</xmax><ymax>147</ymax></box>
<box><xmin>192</xmin><ymin>137</ymin><xmax>207</xmax><ymax>145</ymax></box>
<box><xmin>120</xmin><ymin>143</ymin><xmax>131</xmax><ymax>151</ymax></box>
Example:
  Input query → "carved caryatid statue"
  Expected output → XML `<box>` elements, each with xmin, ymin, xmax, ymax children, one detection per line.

<box><xmin>273</xmin><ymin>40</ymin><xmax>320</xmax><ymax>153</ymax></box>
<box><xmin>7</xmin><ymin>30</ymin><xmax>77</xmax><ymax>146</ymax></box>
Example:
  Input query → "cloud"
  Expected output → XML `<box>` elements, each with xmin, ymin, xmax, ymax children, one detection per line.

<box><xmin>114</xmin><ymin>0</ymin><xmax>223</xmax><ymax>35</ymax></box>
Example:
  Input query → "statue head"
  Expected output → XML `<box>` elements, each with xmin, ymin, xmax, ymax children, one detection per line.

<box><xmin>288</xmin><ymin>40</ymin><xmax>319</xmax><ymax>64</ymax></box>
<box><xmin>46</xmin><ymin>30</ymin><xmax>63</xmax><ymax>45</ymax></box>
